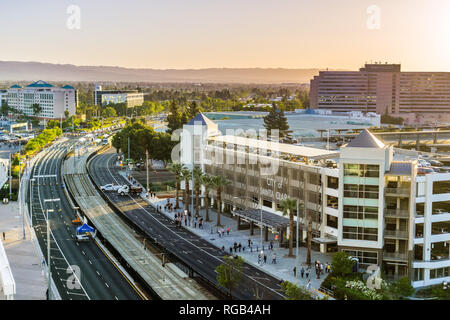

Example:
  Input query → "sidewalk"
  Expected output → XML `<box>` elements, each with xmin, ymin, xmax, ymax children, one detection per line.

<box><xmin>0</xmin><ymin>201</ymin><xmax>47</xmax><ymax>300</ymax></box>
<box><xmin>122</xmin><ymin>169</ymin><xmax>333</xmax><ymax>297</ymax></box>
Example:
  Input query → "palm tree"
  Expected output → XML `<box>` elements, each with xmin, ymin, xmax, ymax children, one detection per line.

<box><xmin>181</xmin><ymin>167</ymin><xmax>192</xmax><ymax>210</ymax></box>
<box><xmin>306</xmin><ymin>210</ymin><xmax>312</xmax><ymax>266</ymax></box>
<box><xmin>167</xmin><ymin>162</ymin><xmax>184</xmax><ymax>209</ymax></box>
<box><xmin>201</xmin><ymin>174</ymin><xmax>214</xmax><ymax>222</ymax></box>
<box><xmin>211</xmin><ymin>175</ymin><xmax>231</xmax><ymax>227</ymax></box>
<box><xmin>192</xmin><ymin>167</ymin><xmax>204</xmax><ymax>216</ymax></box>
<box><xmin>280</xmin><ymin>198</ymin><xmax>303</xmax><ymax>257</ymax></box>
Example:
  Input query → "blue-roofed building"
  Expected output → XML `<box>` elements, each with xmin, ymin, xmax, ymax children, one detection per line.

<box><xmin>5</xmin><ymin>81</ymin><xmax>77</xmax><ymax>120</ymax></box>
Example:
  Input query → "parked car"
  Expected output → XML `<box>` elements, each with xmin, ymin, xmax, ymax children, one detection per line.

<box><xmin>118</xmin><ymin>185</ymin><xmax>143</xmax><ymax>196</ymax></box>
<box><xmin>100</xmin><ymin>184</ymin><xmax>122</xmax><ymax>192</ymax></box>
<box><xmin>418</xmin><ymin>167</ymin><xmax>435</xmax><ymax>175</ymax></box>
<box><xmin>429</xmin><ymin>160</ymin><xmax>444</xmax><ymax>167</ymax></box>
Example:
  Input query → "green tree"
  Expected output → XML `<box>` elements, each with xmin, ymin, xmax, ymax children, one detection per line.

<box><xmin>167</xmin><ymin>100</ymin><xmax>187</xmax><ymax>134</ymax></box>
<box><xmin>331</xmin><ymin>252</ymin><xmax>356</xmax><ymax>277</ymax></box>
<box><xmin>32</xmin><ymin>103</ymin><xmax>42</xmax><ymax>118</ymax></box>
<box><xmin>216</xmin><ymin>255</ymin><xmax>245</xmax><ymax>297</ymax></box>
<box><xmin>281</xmin><ymin>281</ymin><xmax>314</xmax><ymax>300</ymax></box>
<box><xmin>64</xmin><ymin>109</ymin><xmax>70</xmax><ymax>119</ymax></box>
<box><xmin>187</xmin><ymin>100</ymin><xmax>200</xmax><ymax>120</ymax></box>
<box><xmin>201</xmin><ymin>174</ymin><xmax>214</xmax><ymax>222</ymax></box>
<box><xmin>211</xmin><ymin>175</ymin><xmax>231</xmax><ymax>227</ymax></box>
<box><xmin>394</xmin><ymin>277</ymin><xmax>414</xmax><ymax>298</ymax></box>
<box><xmin>167</xmin><ymin>163</ymin><xmax>185</xmax><ymax>209</ymax></box>
<box><xmin>1</xmin><ymin>102</ymin><xmax>10</xmax><ymax>117</ymax></box>
<box><xmin>181</xmin><ymin>167</ymin><xmax>192</xmax><ymax>210</ymax></box>
<box><xmin>263</xmin><ymin>105</ymin><xmax>291</xmax><ymax>140</ymax></box>
<box><xmin>280</xmin><ymin>198</ymin><xmax>301</xmax><ymax>257</ymax></box>
<box><xmin>102</xmin><ymin>106</ymin><xmax>117</xmax><ymax>118</ymax></box>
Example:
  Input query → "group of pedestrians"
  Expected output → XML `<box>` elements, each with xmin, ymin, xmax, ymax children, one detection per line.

<box><xmin>172</xmin><ymin>209</ymin><xmax>204</xmax><ymax>229</ymax></box>
<box><xmin>293</xmin><ymin>261</ymin><xmax>331</xmax><ymax>280</ymax></box>
<box><xmin>217</xmin><ymin>227</ymin><xmax>231</xmax><ymax>238</ymax></box>
<box><xmin>257</xmin><ymin>251</ymin><xmax>278</xmax><ymax>265</ymax></box>
<box><xmin>164</xmin><ymin>199</ymin><xmax>174</xmax><ymax>212</ymax></box>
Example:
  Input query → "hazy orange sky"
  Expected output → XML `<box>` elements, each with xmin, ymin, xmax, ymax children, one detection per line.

<box><xmin>0</xmin><ymin>0</ymin><xmax>449</xmax><ymax>71</ymax></box>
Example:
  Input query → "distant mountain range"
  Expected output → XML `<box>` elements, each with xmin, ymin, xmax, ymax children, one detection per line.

<box><xmin>0</xmin><ymin>61</ymin><xmax>326</xmax><ymax>84</ymax></box>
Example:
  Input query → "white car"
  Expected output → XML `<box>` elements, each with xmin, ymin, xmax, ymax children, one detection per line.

<box><xmin>76</xmin><ymin>234</ymin><xmax>90</xmax><ymax>242</ymax></box>
<box><xmin>100</xmin><ymin>184</ymin><xmax>121</xmax><ymax>192</ymax></box>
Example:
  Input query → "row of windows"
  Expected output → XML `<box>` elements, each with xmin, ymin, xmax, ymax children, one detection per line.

<box><xmin>343</xmin><ymin>226</ymin><xmax>378</xmax><ymax>241</ymax></box>
<box><xmin>343</xmin><ymin>205</ymin><xmax>378</xmax><ymax>220</ymax></box>
<box><xmin>344</xmin><ymin>184</ymin><xmax>379</xmax><ymax>199</ymax></box>
<box><xmin>344</xmin><ymin>164</ymin><xmax>380</xmax><ymax>178</ymax></box>
<box><xmin>343</xmin><ymin>250</ymin><xmax>378</xmax><ymax>267</ymax></box>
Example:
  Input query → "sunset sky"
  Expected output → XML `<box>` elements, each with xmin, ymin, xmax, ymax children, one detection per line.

<box><xmin>0</xmin><ymin>0</ymin><xmax>449</xmax><ymax>71</ymax></box>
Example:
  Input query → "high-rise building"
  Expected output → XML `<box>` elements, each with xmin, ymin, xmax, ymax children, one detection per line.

<box><xmin>4</xmin><ymin>81</ymin><xmax>77</xmax><ymax>119</ymax></box>
<box><xmin>310</xmin><ymin>63</ymin><xmax>450</xmax><ymax>123</ymax></box>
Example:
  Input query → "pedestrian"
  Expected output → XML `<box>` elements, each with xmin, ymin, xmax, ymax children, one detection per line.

<box><xmin>2</xmin><ymin>232</ymin><xmax>4</xmax><ymax>240</ymax></box>
<box><xmin>263</xmin><ymin>254</ymin><xmax>267</xmax><ymax>264</ymax></box>
<box><xmin>226</xmin><ymin>227</ymin><xmax>230</xmax><ymax>235</ymax></box>
<box><xmin>229</xmin><ymin>246</ymin><xmax>233</xmax><ymax>254</ymax></box>
<box><xmin>270</xmin><ymin>241</ymin><xmax>273</xmax><ymax>250</ymax></box>
<box><xmin>272</xmin><ymin>253</ymin><xmax>277</xmax><ymax>264</ymax></box>
<box><xmin>238</xmin><ymin>243</ymin><xmax>242</xmax><ymax>252</ymax></box>
<box><xmin>258</xmin><ymin>254</ymin><xmax>261</xmax><ymax>264</ymax></box>
<box><xmin>327</xmin><ymin>263</ymin><xmax>331</xmax><ymax>274</ymax></box>
<box><xmin>305</xmin><ymin>268</ymin><xmax>310</xmax><ymax>279</ymax></box>
<box><xmin>293</xmin><ymin>266</ymin><xmax>297</xmax><ymax>277</ymax></box>
<box><xmin>248</xmin><ymin>238</ymin><xmax>251</xmax><ymax>247</ymax></box>
<box><xmin>320</xmin><ymin>263</ymin><xmax>324</xmax><ymax>275</ymax></box>
<box><xmin>301</xmin><ymin>267</ymin><xmax>305</xmax><ymax>278</ymax></box>
<box><xmin>221</xmin><ymin>246</ymin><xmax>225</xmax><ymax>252</ymax></box>
<box><xmin>306</xmin><ymin>280</ymin><xmax>311</xmax><ymax>291</ymax></box>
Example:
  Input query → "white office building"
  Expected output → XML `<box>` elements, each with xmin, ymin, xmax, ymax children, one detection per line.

<box><xmin>5</xmin><ymin>81</ymin><xmax>77</xmax><ymax>119</ymax></box>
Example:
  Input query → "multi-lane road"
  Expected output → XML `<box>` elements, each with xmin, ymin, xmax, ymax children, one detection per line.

<box><xmin>89</xmin><ymin>149</ymin><xmax>286</xmax><ymax>300</ymax></box>
<box><xmin>28</xmin><ymin>140</ymin><xmax>143</xmax><ymax>300</ymax></box>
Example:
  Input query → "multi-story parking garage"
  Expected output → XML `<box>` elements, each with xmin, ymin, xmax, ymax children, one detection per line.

<box><xmin>180</xmin><ymin>113</ymin><xmax>450</xmax><ymax>287</ymax></box>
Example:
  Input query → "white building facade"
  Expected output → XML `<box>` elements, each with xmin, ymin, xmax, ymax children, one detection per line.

<box><xmin>179</xmin><ymin>113</ymin><xmax>450</xmax><ymax>288</ymax></box>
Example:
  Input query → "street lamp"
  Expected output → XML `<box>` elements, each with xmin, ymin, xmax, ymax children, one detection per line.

<box><xmin>44</xmin><ymin>198</ymin><xmax>60</xmax><ymax>300</ymax></box>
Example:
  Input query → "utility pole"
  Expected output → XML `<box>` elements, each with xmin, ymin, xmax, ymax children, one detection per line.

<box><xmin>127</xmin><ymin>136</ymin><xmax>130</xmax><ymax>179</ymax></box>
<box><xmin>9</xmin><ymin>153</ymin><xmax>11</xmax><ymax>200</ymax></box>
<box><xmin>60</xmin><ymin>114</ymin><xmax>62</xmax><ymax>132</ymax></box>
<box><xmin>18</xmin><ymin>140</ymin><xmax>25</xmax><ymax>239</ymax></box>
<box><xmin>295</xmin><ymin>200</ymin><xmax>299</xmax><ymax>285</ymax></box>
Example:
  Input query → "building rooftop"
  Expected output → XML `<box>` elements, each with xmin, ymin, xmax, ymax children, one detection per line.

<box><xmin>346</xmin><ymin>129</ymin><xmax>386</xmax><ymax>148</ymax></box>
<box><xmin>26</xmin><ymin>80</ymin><xmax>54</xmax><ymax>88</ymax></box>
<box><xmin>61</xmin><ymin>85</ymin><xmax>75</xmax><ymax>89</ymax></box>
<box><xmin>386</xmin><ymin>161</ymin><xmax>413</xmax><ymax>176</ymax></box>
<box><xmin>209</xmin><ymin>135</ymin><xmax>339</xmax><ymax>160</ymax></box>
<box><xmin>9</xmin><ymin>84</ymin><xmax>21</xmax><ymax>89</ymax></box>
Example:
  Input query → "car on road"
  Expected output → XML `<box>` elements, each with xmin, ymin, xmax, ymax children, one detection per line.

<box><xmin>118</xmin><ymin>185</ymin><xmax>143</xmax><ymax>196</ymax></box>
<box><xmin>100</xmin><ymin>184</ymin><xmax>122</xmax><ymax>192</ymax></box>
<box><xmin>76</xmin><ymin>234</ymin><xmax>90</xmax><ymax>242</ymax></box>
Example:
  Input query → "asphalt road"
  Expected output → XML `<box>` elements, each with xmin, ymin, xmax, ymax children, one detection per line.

<box><xmin>28</xmin><ymin>140</ymin><xmax>142</xmax><ymax>300</ymax></box>
<box><xmin>89</xmin><ymin>149</ymin><xmax>286</xmax><ymax>300</ymax></box>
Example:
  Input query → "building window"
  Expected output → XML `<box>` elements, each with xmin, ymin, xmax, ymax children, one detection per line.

<box><xmin>343</xmin><ymin>226</ymin><xmax>378</xmax><ymax>241</ymax></box>
<box><xmin>344</xmin><ymin>164</ymin><xmax>379</xmax><ymax>178</ymax></box>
